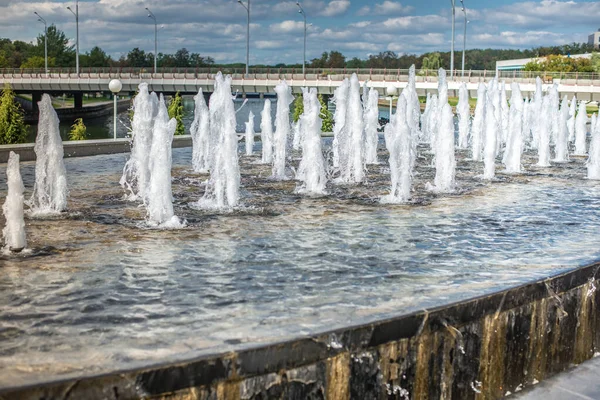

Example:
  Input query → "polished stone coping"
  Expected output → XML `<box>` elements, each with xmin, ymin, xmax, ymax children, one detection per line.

<box><xmin>2</xmin><ymin>261</ymin><xmax>599</xmax><ymax>399</ymax></box>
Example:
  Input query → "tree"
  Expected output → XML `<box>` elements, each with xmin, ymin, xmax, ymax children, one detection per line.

<box><xmin>292</xmin><ymin>93</ymin><xmax>333</xmax><ymax>132</ymax></box>
<box><xmin>421</xmin><ymin>53</ymin><xmax>442</xmax><ymax>72</ymax></box>
<box><xmin>20</xmin><ymin>56</ymin><xmax>55</xmax><ymax>69</ymax></box>
<box><xmin>524</xmin><ymin>54</ymin><xmax>594</xmax><ymax>73</ymax></box>
<box><xmin>69</xmin><ymin>118</ymin><xmax>87</xmax><ymax>140</ymax></box>
<box><xmin>80</xmin><ymin>46</ymin><xmax>112</xmax><ymax>67</ymax></box>
<box><xmin>35</xmin><ymin>25</ymin><xmax>75</xmax><ymax>67</ymax></box>
<box><xmin>168</xmin><ymin>92</ymin><xmax>185</xmax><ymax>135</ymax></box>
<box><xmin>0</xmin><ymin>83</ymin><xmax>29</xmax><ymax>144</ymax></box>
<box><xmin>292</xmin><ymin>94</ymin><xmax>303</xmax><ymax>123</ymax></box>
<box><xmin>309</xmin><ymin>51</ymin><xmax>346</xmax><ymax>68</ymax></box>
<box><xmin>126</xmin><ymin>47</ymin><xmax>151</xmax><ymax>68</ymax></box>
<box><xmin>591</xmin><ymin>53</ymin><xmax>600</xmax><ymax>73</ymax></box>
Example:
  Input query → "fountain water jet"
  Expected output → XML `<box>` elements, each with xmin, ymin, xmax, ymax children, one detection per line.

<box><xmin>194</xmin><ymin>72</ymin><xmax>240</xmax><ymax>209</ymax></box>
<box><xmin>457</xmin><ymin>83</ymin><xmax>470</xmax><ymax>149</ymax></box>
<box><xmin>332</xmin><ymin>79</ymin><xmax>349</xmax><ymax>169</ymax></box>
<box><xmin>273</xmin><ymin>81</ymin><xmax>293</xmax><ymax>180</ymax></box>
<box><xmin>471</xmin><ymin>83</ymin><xmax>486</xmax><ymax>161</ymax></box>
<box><xmin>429</xmin><ymin>103</ymin><xmax>456</xmax><ymax>192</ymax></box>
<box><xmin>27</xmin><ymin>94</ymin><xmax>68</xmax><ymax>215</ymax></box>
<box><xmin>568</xmin><ymin>95</ymin><xmax>577</xmax><ymax>142</ymax></box>
<box><xmin>146</xmin><ymin>95</ymin><xmax>185</xmax><ymax>228</ymax></box>
<box><xmin>363</xmin><ymin>85</ymin><xmax>380</xmax><ymax>164</ymax></box>
<box><xmin>483</xmin><ymin>97</ymin><xmax>498</xmax><ymax>180</ymax></box>
<box><xmin>537</xmin><ymin>97</ymin><xmax>551</xmax><ymax>167</ymax></box>
<box><xmin>382</xmin><ymin>96</ymin><xmax>414</xmax><ymax>203</ymax></box>
<box><xmin>2</xmin><ymin>152</ymin><xmax>26</xmax><ymax>252</ymax></box>
<box><xmin>338</xmin><ymin>74</ymin><xmax>365</xmax><ymax>183</ymax></box>
<box><xmin>553</xmin><ymin>95</ymin><xmax>570</xmax><ymax>162</ymax></box>
<box><xmin>260</xmin><ymin>100</ymin><xmax>274</xmax><ymax>164</ymax></box>
<box><xmin>574</xmin><ymin>101</ymin><xmax>588</xmax><ymax>156</ymax></box>
<box><xmin>121</xmin><ymin>84</ymin><xmax>158</xmax><ymax>201</ymax></box>
<box><xmin>588</xmin><ymin>121</ymin><xmax>600</xmax><ymax>179</ymax></box>
<box><xmin>502</xmin><ymin>82</ymin><xmax>523</xmax><ymax>173</ymax></box>
<box><xmin>296</xmin><ymin>88</ymin><xmax>327</xmax><ymax>195</ymax></box>
<box><xmin>245</xmin><ymin>111</ymin><xmax>255</xmax><ymax>156</ymax></box>
<box><xmin>191</xmin><ymin>88</ymin><xmax>211</xmax><ymax>173</ymax></box>
<box><xmin>403</xmin><ymin>65</ymin><xmax>421</xmax><ymax>139</ymax></box>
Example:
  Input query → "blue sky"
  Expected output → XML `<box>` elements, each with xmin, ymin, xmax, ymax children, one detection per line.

<box><xmin>0</xmin><ymin>0</ymin><xmax>598</xmax><ymax>64</ymax></box>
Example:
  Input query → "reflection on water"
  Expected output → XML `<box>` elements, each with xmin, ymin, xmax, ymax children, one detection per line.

<box><xmin>0</xmin><ymin>143</ymin><xmax>599</xmax><ymax>388</ymax></box>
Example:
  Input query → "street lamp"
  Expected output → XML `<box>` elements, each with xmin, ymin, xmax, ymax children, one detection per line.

<box><xmin>460</xmin><ymin>0</ymin><xmax>468</xmax><ymax>77</ymax></box>
<box><xmin>109</xmin><ymin>79</ymin><xmax>122</xmax><ymax>140</ymax></box>
<box><xmin>34</xmin><ymin>12</ymin><xmax>48</xmax><ymax>76</ymax></box>
<box><xmin>449</xmin><ymin>0</ymin><xmax>456</xmax><ymax>79</ymax></box>
<box><xmin>237</xmin><ymin>0</ymin><xmax>250</xmax><ymax>76</ymax></box>
<box><xmin>296</xmin><ymin>2</ymin><xmax>306</xmax><ymax>76</ymax></box>
<box><xmin>145</xmin><ymin>7</ymin><xmax>157</xmax><ymax>74</ymax></box>
<box><xmin>67</xmin><ymin>1</ymin><xmax>79</xmax><ymax>76</ymax></box>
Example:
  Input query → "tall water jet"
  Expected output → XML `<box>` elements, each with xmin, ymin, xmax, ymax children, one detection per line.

<box><xmin>296</xmin><ymin>88</ymin><xmax>327</xmax><ymax>194</ymax></box>
<box><xmin>245</xmin><ymin>111</ymin><xmax>255</xmax><ymax>156</ymax></box>
<box><xmin>553</xmin><ymin>95</ymin><xmax>570</xmax><ymax>162</ymax></box>
<box><xmin>421</xmin><ymin>93</ymin><xmax>432</xmax><ymax>143</ymax></box>
<box><xmin>332</xmin><ymin>78</ymin><xmax>349</xmax><ymax>169</ymax></box>
<box><xmin>502</xmin><ymin>82</ymin><xmax>523</xmax><ymax>173</ymax></box>
<box><xmin>548</xmin><ymin>84</ymin><xmax>560</xmax><ymax>145</ymax></box>
<box><xmin>382</xmin><ymin>96</ymin><xmax>414</xmax><ymax>202</ymax></box>
<box><xmin>190</xmin><ymin>88</ymin><xmax>210</xmax><ymax>173</ymax></box>
<box><xmin>427</xmin><ymin>94</ymin><xmax>439</xmax><ymax>154</ymax></box>
<box><xmin>483</xmin><ymin>97</ymin><xmax>498</xmax><ymax>180</ymax></box>
<box><xmin>537</xmin><ymin>97</ymin><xmax>551</xmax><ymax>167</ymax></box>
<box><xmin>530</xmin><ymin>77</ymin><xmax>544</xmax><ymax>150</ymax></box>
<box><xmin>500</xmin><ymin>83</ymin><xmax>509</xmax><ymax>144</ymax></box>
<box><xmin>568</xmin><ymin>95</ymin><xmax>577</xmax><ymax>142</ymax></box>
<box><xmin>471</xmin><ymin>83</ymin><xmax>486</xmax><ymax>161</ymax></box>
<box><xmin>291</xmin><ymin>120</ymin><xmax>301</xmax><ymax>151</ymax></box>
<box><xmin>194</xmin><ymin>72</ymin><xmax>240</xmax><ymax>209</ymax></box>
<box><xmin>522</xmin><ymin>96</ymin><xmax>532</xmax><ymax>146</ymax></box>
<box><xmin>403</xmin><ymin>65</ymin><xmax>421</xmax><ymax>139</ymax></box>
<box><xmin>430</xmin><ymin>103</ymin><xmax>456</xmax><ymax>192</ymax></box>
<box><xmin>260</xmin><ymin>99</ymin><xmax>274</xmax><ymax>164</ymax></box>
<box><xmin>28</xmin><ymin>94</ymin><xmax>68</xmax><ymax>215</ymax></box>
<box><xmin>437</xmin><ymin>68</ymin><xmax>448</xmax><ymax>106</ymax></box>
<box><xmin>363</xmin><ymin>85</ymin><xmax>380</xmax><ymax>164</ymax></box>
<box><xmin>121</xmin><ymin>84</ymin><xmax>158</xmax><ymax>201</ymax></box>
<box><xmin>2</xmin><ymin>152</ymin><xmax>26</xmax><ymax>252</ymax></box>
<box><xmin>587</xmin><ymin>122</ymin><xmax>600</xmax><ymax>179</ymax></box>
<box><xmin>457</xmin><ymin>83</ymin><xmax>470</xmax><ymax>149</ymax></box>
<box><xmin>574</xmin><ymin>101</ymin><xmax>588</xmax><ymax>155</ymax></box>
<box><xmin>338</xmin><ymin>73</ymin><xmax>365</xmax><ymax>183</ymax></box>
<box><xmin>273</xmin><ymin>81</ymin><xmax>294</xmax><ymax>179</ymax></box>
<box><xmin>146</xmin><ymin>95</ymin><xmax>184</xmax><ymax>228</ymax></box>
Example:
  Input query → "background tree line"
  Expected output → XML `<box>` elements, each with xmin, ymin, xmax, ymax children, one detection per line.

<box><xmin>0</xmin><ymin>25</ymin><xmax>598</xmax><ymax>72</ymax></box>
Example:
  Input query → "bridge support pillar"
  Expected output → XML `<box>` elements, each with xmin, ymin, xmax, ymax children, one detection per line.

<box><xmin>259</xmin><ymin>93</ymin><xmax>264</xmax><ymax>99</ymax></box>
<box><xmin>31</xmin><ymin>92</ymin><xmax>42</xmax><ymax>116</ymax></box>
<box><xmin>242</xmin><ymin>92</ymin><xmax>247</xmax><ymax>99</ymax></box>
<box><xmin>74</xmin><ymin>92</ymin><xmax>84</xmax><ymax>109</ymax></box>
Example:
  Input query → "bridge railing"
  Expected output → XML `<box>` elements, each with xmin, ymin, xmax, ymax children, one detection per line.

<box><xmin>2</xmin><ymin>67</ymin><xmax>600</xmax><ymax>85</ymax></box>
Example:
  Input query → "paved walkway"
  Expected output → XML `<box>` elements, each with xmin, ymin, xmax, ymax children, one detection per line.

<box><xmin>515</xmin><ymin>355</ymin><xmax>600</xmax><ymax>399</ymax></box>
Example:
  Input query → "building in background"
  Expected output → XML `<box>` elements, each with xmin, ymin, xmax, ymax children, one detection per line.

<box><xmin>588</xmin><ymin>29</ymin><xmax>600</xmax><ymax>50</ymax></box>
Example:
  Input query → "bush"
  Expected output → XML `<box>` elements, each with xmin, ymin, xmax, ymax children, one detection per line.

<box><xmin>69</xmin><ymin>118</ymin><xmax>87</xmax><ymax>140</ymax></box>
<box><xmin>168</xmin><ymin>92</ymin><xmax>185</xmax><ymax>135</ymax></box>
<box><xmin>292</xmin><ymin>93</ymin><xmax>334</xmax><ymax>132</ymax></box>
<box><xmin>0</xmin><ymin>83</ymin><xmax>29</xmax><ymax>144</ymax></box>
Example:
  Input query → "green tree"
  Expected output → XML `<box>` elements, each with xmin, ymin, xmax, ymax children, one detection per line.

<box><xmin>591</xmin><ymin>53</ymin><xmax>600</xmax><ymax>73</ymax></box>
<box><xmin>421</xmin><ymin>53</ymin><xmax>442</xmax><ymax>72</ymax></box>
<box><xmin>35</xmin><ymin>25</ymin><xmax>75</xmax><ymax>66</ymax></box>
<box><xmin>292</xmin><ymin>94</ymin><xmax>303</xmax><ymax>123</ymax></box>
<box><xmin>126</xmin><ymin>47</ymin><xmax>151</xmax><ymax>68</ymax></box>
<box><xmin>0</xmin><ymin>83</ymin><xmax>29</xmax><ymax>144</ymax></box>
<box><xmin>69</xmin><ymin>118</ymin><xmax>87</xmax><ymax>140</ymax></box>
<box><xmin>20</xmin><ymin>55</ymin><xmax>56</xmax><ymax>69</ymax></box>
<box><xmin>168</xmin><ymin>92</ymin><xmax>185</xmax><ymax>135</ymax></box>
<box><xmin>80</xmin><ymin>46</ymin><xmax>112</xmax><ymax>67</ymax></box>
<box><xmin>524</xmin><ymin>54</ymin><xmax>593</xmax><ymax>73</ymax></box>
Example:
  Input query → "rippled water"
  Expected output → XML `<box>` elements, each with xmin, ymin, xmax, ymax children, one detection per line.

<box><xmin>1</xmin><ymin>142</ymin><xmax>600</xmax><ymax>389</ymax></box>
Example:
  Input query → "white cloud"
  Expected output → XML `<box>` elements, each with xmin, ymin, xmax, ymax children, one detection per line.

<box><xmin>270</xmin><ymin>20</ymin><xmax>304</xmax><ymax>34</ymax></box>
<box><xmin>373</xmin><ymin>1</ymin><xmax>413</xmax><ymax>15</ymax></box>
<box><xmin>320</xmin><ymin>0</ymin><xmax>350</xmax><ymax>17</ymax></box>
<box><xmin>380</xmin><ymin>15</ymin><xmax>449</xmax><ymax>33</ymax></box>
<box><xmin>356</xmin><ymin>5</ymin><xmax>370</xmax><ymax>16</ymax></box>
<box><xmin>255</xmin><ymin>40</ymin><xmax>285</xmax><ymax>49</ymax></box>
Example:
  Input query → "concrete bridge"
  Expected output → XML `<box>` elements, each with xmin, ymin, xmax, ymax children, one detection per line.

<box><xmin>2</xmin><ymin>68</ymin><xmax>600</xmax><ymax>105</ymax></box>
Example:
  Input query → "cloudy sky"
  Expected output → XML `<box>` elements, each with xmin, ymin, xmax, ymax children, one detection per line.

<box><xmin>0</xmin><ymin>0</ymin><xmax>598</xmax><ymax>64</ymax></box>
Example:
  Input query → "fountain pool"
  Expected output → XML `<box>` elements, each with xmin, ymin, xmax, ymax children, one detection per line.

<box><xmin>1</xmin><ymin>139</ymin><xmax>600</xmax><ymax>391</ymax></box>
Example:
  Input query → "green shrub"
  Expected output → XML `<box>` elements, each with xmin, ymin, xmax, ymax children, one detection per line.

<box><xmin>168</xmin><ymin>92</ymin><xmax>185</xmax><ymax>135</ymax></box>
<box><xmin>292</xmin><ymin>93</ymin><xmax>334</xmax><ymax>132</ymax></box>
<box><xmin>69</xmin><ymin>118</ymin><xmax>87</xmax><ymax>140</ymax></box>
<box><xmin>0</xmin><ymin>83</ymin><xmax>29</xmax><ymax>144</ymax></box>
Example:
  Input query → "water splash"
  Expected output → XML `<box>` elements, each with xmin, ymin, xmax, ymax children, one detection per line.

<box><xmin>553</xmin><ymin>95</ymin><xmax>570</xmax><ymax>162</ymax></box>
<box><xmin>338</xmin><ymin>73</ymin><xmax>365</xmax><ymax>183</ymax></box>
<box><xmin>457</xmin><ymin>83</ymin><xmax>470</xmax><ymax>149</ymax></box>
<box><xmin>429</xmin><ymin>103</ymin><xmax>456</xmax><ymax>192</ymax></box>
<box><xmin>146</xmin><ymin>95</ymin><xmax>185</xmax><ymax>228</ymax></box>
<box><xmin>588</xmin><ymin>115</ymin><xmax>600</xmax><ymax>179</ymax></box>
<box><xmin>567</xmin><ymin>95</ymin><xmax>577</xmax><ymax>143</ymax></box>
<box><xmin>296</xmin><ymin>88</ymin><xmax>327</xmax><ymax>195</ymax></box>
<box><xmin>194</xmin><ymin>72</ymin><xmax>240</xmax><ymax>209</ymax></box>
<box><xmin>363</xmin><ymin>85</ymin><xmax>380</xmax><ymax>164</ymax></box>
<box><xmin>471</xmin><ymin>83</ymin><xmax>486</xmax><ymax>161</ymax></box>
<box><xmin>273</xmin><ymin>81</ymin><xmax>293</xmax><ymax>180</ymax></box>
<box><xmin>332</xmin><ymin>78</ymin><xmax>349</xmax><ymax>169</ymax></box>
<box><xmin>502</xmin><ymin>82</ymin><xmax>523</xmax><ymax>173</ymax></box>
<box><xmin>2</xmin><ymin>152</ymin><xmax>26</xmax><ymax>252</ymax></box>
<box><xmin>403</xmin><ymin>65</ymin><xmax>421</xmax><ymax>140</ymax></box>
<box><xmin>27</xmin><ymin>94</ymin><xmax>68</xmax><ymax>215</ymax></box>
<box><xmin>537</xmin><ymin>96</ymin><xmax>551</xmax><ymax>167</ymax></box>
<box><xmin>574</xmin><ymin>101</ymin><xmax>588</xmax><ymax>156</ymax></box>
<box><xmin>245</xmin><ymin>111</ymin><xmax>255</xmax><ymax>156</ymax></box>
<box><xmin>260</xmin><ymin>99</ymin><xmax>274</xmax><ymax>164</ymax></box>
<box><xmin>382</xmin><ymin>96</ymin><xmax>414</xmax><ymax>203</ymax></box>
<box><xmin>190</xmin><ymin>88</ymin><xmax>210</xmax><ymax>173</ymax></box>
<box><xmin>120</xmin><ymin>83</ymin><xmax>158</xmax><ymax>201</ymax></box>
<box><xmin>483</xmin><ymin>96</ymin><xmax>498</xmax><ymax>180</ymax></box>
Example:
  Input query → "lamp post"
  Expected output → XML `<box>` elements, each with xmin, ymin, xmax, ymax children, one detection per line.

<box><xmin>460</xmin><ymin>0</ymin><xmax>468</xmax><ymax>77</ymax></box>
<box><xmin>145</xmin><ymin>7</ymin><xmax>157</xmax><ymax>74</ymax></box>
<box><xmin>296</xmin><ymin>2</ymin><xmax>306</xmax><ymax>76</ymax></box>
<box><xmin>237</xmin><ymin>0</ymin><xmax>250</xmax><ymax>76</ymax></box>
<box><xmin>109</xmin><ymin>79</ymin><xmax>122</xmax><ymax>140</ymax></box>
<box><xmin>449</xmin><ymin>0</ymin><xmax>455</xmax><ymax>79</ymax></box>
<box><xmin>67</xmin><ymin>1</ymin><xmax>79</xmax><ymax>76</ymax></box>
<box><xmin>34</xmin><ymin>12</ymin><xmax>48</xmax><ymax>76</ymax></box>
